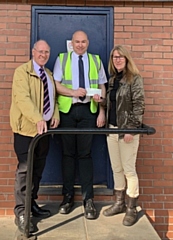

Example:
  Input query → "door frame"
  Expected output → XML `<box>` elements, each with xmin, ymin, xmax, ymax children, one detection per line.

<box><xmin>31</xmin><ymin>6</ymin><xmax>114</xmax><ymax>192</ymax></box>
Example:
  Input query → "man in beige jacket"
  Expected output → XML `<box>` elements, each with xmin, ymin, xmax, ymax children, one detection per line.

<box><xmin>10</xmin><ymin>40</ymin><xmax>59</xmax><ymax>233</ymax></box>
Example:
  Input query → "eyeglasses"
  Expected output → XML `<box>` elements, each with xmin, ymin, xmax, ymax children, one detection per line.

<box><xmin>34</xmin><ymin>48</ymin><xmax>50</xmax><ymax>55</ymax></box>
<box><xmin>113</xmin><ymin>56</ymin><xmax>125</xmax><ymax>60</ymax></box>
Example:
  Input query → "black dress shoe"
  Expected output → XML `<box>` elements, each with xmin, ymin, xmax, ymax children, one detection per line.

<box><xmin>15</xmin><ymin>215</ymin><xmax>34</xmax><ymax>233</ymax></box>
<box><xmin>59</xmin><ymin>194</ymin><xmax>74</xmax><ymax>214</ymax></box>
<box><xmin>84</xmin><ymin>199</ymin><xmax>97</xmax><ymax>220</ymax></box>
<box><xmin>31</xmin><ymin>201</ymin><xmax>51</xmax><ymax>218</ymax></box>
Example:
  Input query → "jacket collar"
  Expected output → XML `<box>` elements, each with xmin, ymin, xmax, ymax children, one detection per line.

<box><xmin>26</xmin><ymin>59</ymin><xmax>38</xmax><ymax>77</ymax></box>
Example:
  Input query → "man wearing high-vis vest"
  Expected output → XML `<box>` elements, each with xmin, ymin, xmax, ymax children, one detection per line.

<box><xmin>53</xmin><ymin>30</ymin><xmax>107</xmax><ymax>219</ymax></box>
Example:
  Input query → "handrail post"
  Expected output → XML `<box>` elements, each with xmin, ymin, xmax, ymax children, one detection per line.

<box><xmin>24</xmin><ymin>134</ymin><xmax>43</xmax><ymax>238</ymax></box>
<box><xmin>22</xmin><ymin>125</ymin><xmax>156</xmax><ymax>238</ymax></box>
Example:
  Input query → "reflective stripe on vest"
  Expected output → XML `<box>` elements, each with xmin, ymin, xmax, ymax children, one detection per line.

<box><xmin>58</xmin><ymin>52</ymin><xmax>101</xmax><ymax>113</ymax></box>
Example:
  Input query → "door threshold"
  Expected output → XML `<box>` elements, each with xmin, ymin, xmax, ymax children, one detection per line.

<box><xmin>39</xmin><ymin>185</ymin><xmax>114</xmax><ymax>196</ymax></box>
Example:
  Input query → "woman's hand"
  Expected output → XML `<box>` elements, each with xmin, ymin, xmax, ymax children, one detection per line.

<box><xmin>124</xmin><ymin>134</ymin><xmax>134</xmax><ymax>143</ymax></box>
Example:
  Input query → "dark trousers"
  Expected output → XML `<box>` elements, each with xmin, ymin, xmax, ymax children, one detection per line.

<box><xmin>60</xmin><ymin>103</ymin><xmax>97</xmax><ymax>201</ymax></box>
<box><xmin>13</xmin><ymin>133</ymin><xmax>49</xmax><ymax>217</ymax></box>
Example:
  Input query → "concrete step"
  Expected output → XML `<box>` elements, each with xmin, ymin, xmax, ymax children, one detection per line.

<box><xmin>0</xmin><ymin>202</ymin><xmax>161</xmax><ymax>240</ymax></box>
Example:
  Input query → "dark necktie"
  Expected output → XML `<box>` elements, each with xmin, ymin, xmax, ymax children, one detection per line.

<box><xmin>39</xmin><ymin>68</ymin><xmax>50</xmax><ymax>114</ymax></box>
<box><xmin>78</xmin><ymin>55</ymin><xmax>86</xmax><ymax>101</ymax></box>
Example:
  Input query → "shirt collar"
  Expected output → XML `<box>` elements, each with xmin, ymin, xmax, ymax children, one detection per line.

<box><xmin>72</xmin><ymin>51</ymin><xmax>88</xmax><ymax>60</ymax></box>
<box><xmin>32</xmin><ymin>60</ymin><xmax>45</xmax><ymax>76</ymax></box>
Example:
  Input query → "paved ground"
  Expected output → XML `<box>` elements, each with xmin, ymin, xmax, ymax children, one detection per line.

<box><xmin>0</xmin><ymin>202</ymin><xmax>161</xmax><ymax>240</ymax></box>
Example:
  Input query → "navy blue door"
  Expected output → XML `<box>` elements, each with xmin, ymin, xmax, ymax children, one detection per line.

<box><xmin>31</xmin><ymin>6</ymin><xmax>114</xmax><ymax>189</ymax></box>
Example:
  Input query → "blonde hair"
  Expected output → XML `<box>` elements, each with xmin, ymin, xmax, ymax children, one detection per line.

<box><xmin>108</xmin><ymin>45</ymin><xmax>140</xmax><ymax>83</ymax></box>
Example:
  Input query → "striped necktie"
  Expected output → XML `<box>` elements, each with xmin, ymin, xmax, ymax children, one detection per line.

<box><xmin>39</xmin><ymin>68</ymin><xmax>50</xmax><ymax>114</ymax></box>
<box><xmin>78</xmin><ymin>55</ymin><xmax>86</xmax><ymax>101</ymax></box>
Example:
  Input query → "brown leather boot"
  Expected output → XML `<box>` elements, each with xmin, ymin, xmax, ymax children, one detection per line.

<box><xmin>123</xmin><ymin>196</ymin><xmax>138</xmax><ymax>226</ymax></box>
<box><xmin>103</xmin><ymin>190</ymin><xmax>126</xmax><ymax>217</ymax></box>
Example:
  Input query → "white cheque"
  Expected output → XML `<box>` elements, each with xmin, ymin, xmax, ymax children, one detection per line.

<box><xmin>86</xmin><ymin>88</ymin><xmax>101</xmax><ymax>96</ymax></box>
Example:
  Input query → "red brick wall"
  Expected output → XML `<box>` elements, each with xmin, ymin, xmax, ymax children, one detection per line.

<box><xmin>0</xmin><ymin>2</ymin><xmax>173</xmax><ymax>240</ymax></box>
<box><xmin>0</xmin><ymin>4</ymin><xmax>31</xmax><ymax>215</ymax></box>
<box><xmin>115</xmin><ymin>4</ymin><xmax>173</xmax><ymax>240</ymax></box>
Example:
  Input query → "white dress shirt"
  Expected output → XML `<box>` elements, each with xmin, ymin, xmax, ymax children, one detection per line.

<box><xmin>33</xmin><ymin>60</ymin><xmax>54</xmax><ymax>121</ymax></box>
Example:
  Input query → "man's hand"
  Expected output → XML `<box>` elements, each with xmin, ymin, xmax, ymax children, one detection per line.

<box><xmin>97</xmin><ymin>110</ymin><xmax>106</xmax><ymax>128</ymax></box>
<box><xmin>93</xmin><ymin>84</ymin><xmax>106</xmax><ymax>104</ymax></box>
<box><xmin>73</xmin><ymin>88</ymin><xmax>87</xmax><ymax>98</ymax></box>
<box><xmin>36</xmin><ymin>120</ymin><xmax>47</xmax><ymax>134</ymax></box>
<box><xmin>50</xmin><ymin>118</ymin><xmax>60</xmax><ymax>128</ymax></box>
<box><xmin>93</xmin><ymin>94</ymin><xmax>104</xmax><ymax>103</ymax></box>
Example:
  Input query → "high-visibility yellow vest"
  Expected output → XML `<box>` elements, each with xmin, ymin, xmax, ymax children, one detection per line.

<box><xmin>57</xmin><ymin>52</ymin><xmax>101</xmax><ymax>113</ymax></box>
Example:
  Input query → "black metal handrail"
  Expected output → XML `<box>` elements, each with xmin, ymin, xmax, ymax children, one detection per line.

<box><xmin>23</xmin><ymin>125</ymin><xmax>156</xmax><ymax>238</ymax></box>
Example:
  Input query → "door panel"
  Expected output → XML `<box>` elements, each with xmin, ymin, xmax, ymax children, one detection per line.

<box><xmin>31</xmin><ymin>6</ymin><xmax>114</xmax><ymax>189</ymax></box>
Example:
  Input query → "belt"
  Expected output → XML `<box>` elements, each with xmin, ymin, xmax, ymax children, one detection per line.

<box><xmin>72</xmin><ymin>102</ymin><xmax>90</xmax><ymax>106</ymax></box>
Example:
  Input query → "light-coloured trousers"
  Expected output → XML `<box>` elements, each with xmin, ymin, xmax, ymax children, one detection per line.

<box><xmin>107</xmin><ymin>125</ymin><xmax>140</xmax><ymax>198</ymax></box>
